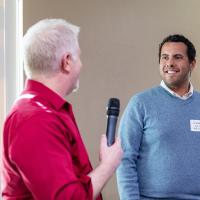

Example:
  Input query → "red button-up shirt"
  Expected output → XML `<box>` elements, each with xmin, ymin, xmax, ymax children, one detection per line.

<box><xmin>2</xmin><ymin>79</ymin><xmax>102</xmax><ymax>200</ymax></box>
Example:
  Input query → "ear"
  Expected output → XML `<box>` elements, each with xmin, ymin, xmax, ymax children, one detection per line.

<box><xmin>61</xmin><ymin>53</ymin><xmax>73</xmax><ymax>73</ymax></box>
<box><xmin>190</xmin><ymin>59</ymin><xmax>196</xmax><ymax>72</ymax></box>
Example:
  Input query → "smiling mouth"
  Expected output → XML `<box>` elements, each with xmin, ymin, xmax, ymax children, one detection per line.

<box><xmin>165</xmin><ymin>70</ymin><xmax>179</xmax><ymax>74</ymax></box>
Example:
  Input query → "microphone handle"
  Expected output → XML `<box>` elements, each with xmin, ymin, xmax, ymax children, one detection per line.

<box><xmin>106</xmin><ymin>115</ymin><xmax>118</xmax><ymax>146</ymax></box>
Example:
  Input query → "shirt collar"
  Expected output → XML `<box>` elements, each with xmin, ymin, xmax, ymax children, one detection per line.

<box><xmin>160</xmin><ymin>80</ymin><xmax>193</xmax><ymax>100</ymax></box>
<box><xmin>22</xmin><ymin>79</ymin><xmax>69</xmax><ymax>110</ymax></box>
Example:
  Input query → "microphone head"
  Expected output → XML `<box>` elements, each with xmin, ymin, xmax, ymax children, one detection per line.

<box><xmin>107</xmin><ymin>98</ymin><xmax>120</xmax><ymax>116</ymax></box>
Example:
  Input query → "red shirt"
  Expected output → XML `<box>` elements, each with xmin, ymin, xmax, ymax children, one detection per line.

<box><xmin>2</xmin><ymin>79</ymin><xmax>102</xmax><ymax>200</ymax></box>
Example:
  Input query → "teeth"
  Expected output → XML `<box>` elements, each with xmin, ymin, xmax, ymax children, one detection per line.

<box><xmin>167</xmin><ymin>70</ymin><xmax>176</xmax><ymax>74</ymax></box>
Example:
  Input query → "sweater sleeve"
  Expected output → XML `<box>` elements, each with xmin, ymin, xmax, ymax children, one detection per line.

<box><xmin>116</xmin><ymin>96</ymin><xmax>144</xmax><ymax>200</ymax></box>
<box><xmin>9</xmin><ymin>112</ymin><xmax>94</xmax><ymax>200</ymax></box>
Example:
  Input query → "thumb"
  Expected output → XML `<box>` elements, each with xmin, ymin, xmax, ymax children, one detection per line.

<box><xmin>100</xmin><ymin>134</ymin><xmax>107</xmax><ymax>149</ymax></box>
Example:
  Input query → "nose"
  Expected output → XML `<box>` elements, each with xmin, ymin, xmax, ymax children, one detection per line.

<box><xmin>166</xmin><ymin>58</ymin><xmax>175</xmax><ymax>68</ymax></box>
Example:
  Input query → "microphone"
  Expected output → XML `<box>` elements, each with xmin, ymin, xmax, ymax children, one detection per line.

<box><xmin>106</xmin><ymin>98</ymin><xmax>120</xmax><ymax>146</ymax></box>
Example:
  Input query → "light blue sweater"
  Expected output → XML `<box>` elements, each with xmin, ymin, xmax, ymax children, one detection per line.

<box><xmin>117</xmin><ymin>86</ymin><xmax>200</xmax><ymax>200</ymax></box>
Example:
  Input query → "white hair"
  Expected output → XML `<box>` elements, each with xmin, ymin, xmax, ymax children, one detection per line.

<box><xmin>23</xmin><ymin>18</ymin><xmax>80</xmax><ymax>78</ymax></box>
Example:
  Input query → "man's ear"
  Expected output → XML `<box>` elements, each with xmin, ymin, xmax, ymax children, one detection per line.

<box><xmin>61</xmin><ymin>53</ymin><xmax>72</xmax><ymax>73</ymax></box>
<box><xmin>190</xmin><ymin>59</ymin><xmax>196</xmax><ymax>71</ymax></box>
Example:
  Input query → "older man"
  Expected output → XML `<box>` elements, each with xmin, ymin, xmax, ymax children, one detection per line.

<box><xmin>2</xmin><ymin>18</ymin><xmax>123</xmax><ymax>200</ymax></box>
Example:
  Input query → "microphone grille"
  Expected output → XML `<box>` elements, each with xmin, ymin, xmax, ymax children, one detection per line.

<box><xmin>107</xmin><ymin>98</ymin><xmax>120</xmax><ymax>116</ymax></box>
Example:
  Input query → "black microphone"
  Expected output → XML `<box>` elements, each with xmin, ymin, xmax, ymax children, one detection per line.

<box><xmin>106</xmin><ymin>98</ymin><xmax>120</xmax><ymax>146</ymax></box>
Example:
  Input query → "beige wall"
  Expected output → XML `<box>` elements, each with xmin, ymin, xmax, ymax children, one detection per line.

<box><xmin>23</xmin><ymin>0</ymin><xmax>200</xmax><ymax>199</ymax></box>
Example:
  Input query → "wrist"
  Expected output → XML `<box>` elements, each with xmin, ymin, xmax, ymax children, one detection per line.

<box><xmin>99</xmin><ymin>160</ymin><xmax>116</xmax><ymax>177</ymax></box>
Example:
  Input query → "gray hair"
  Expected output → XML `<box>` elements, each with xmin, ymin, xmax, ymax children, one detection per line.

<box><xmin>23</xmin><ymin>18</ymin><xmax>80</xmax><ymax>78</ymax></box>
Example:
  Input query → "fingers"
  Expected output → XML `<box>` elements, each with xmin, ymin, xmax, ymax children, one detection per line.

<box><xmin>115</xmin><ymin>136</ymin><xmax>121</xmax><ymax>146</ymax></box>
<box><xmin>101</xmin><ymin>134</ymin><xmax>121</xmax><ymax>148</ymax></box>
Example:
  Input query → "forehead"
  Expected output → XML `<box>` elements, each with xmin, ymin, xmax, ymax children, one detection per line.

<box><xmin>161</xmin><ymin>42</ymin><xmax>187</xmax><ymax>55</ymax></box>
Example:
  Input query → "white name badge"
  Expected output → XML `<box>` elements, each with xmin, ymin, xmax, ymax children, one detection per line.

<box><xmin>190</xmin><ymin>120</ymin><xmax>200</xmax><ymax>132</ymax></box>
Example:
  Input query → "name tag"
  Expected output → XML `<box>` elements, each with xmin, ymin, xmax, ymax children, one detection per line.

<box><xmin>190</xmin><ymin>120</ymin><xmax>200</xmax><ymax>132</ymax></box>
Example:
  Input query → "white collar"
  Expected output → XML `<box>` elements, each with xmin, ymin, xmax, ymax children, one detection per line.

<box><xmin>160</xmin><ymin>80</ymin><xmax>193</xmax><ymax>100</ymax></box>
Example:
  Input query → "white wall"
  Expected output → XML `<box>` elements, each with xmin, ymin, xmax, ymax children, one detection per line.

<box><xmin>0</xmin><ymin>0</ymin><xmax>23</xmax><ymax>125</ymax></box>
<box><xmin>0</xmin><ymin>0</ymin><xmax>5</xmax><ymax>197</ymax></box>
<box><xmin>0</xmin><ymin>0</ymin><xmax>5</xmax><ymax>136</ymax></box>
<box><xmin>0</xmin><ymin>0</ymin><xmax>23</xmax><ymax>196</ymax></box>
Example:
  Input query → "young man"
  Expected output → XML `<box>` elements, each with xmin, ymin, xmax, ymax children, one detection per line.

<box><xmin>117</xmin><ymin>34</ymin><xmax>200</xmax><ymax>200</ymax></box>
<box><xmin>1</xmin><ymin>18</ymin><xmax>123</xmax><ymax>200</ymax></box>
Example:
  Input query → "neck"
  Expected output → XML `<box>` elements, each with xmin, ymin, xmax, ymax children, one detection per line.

<box><xmin>31</xmin><ymin>73</ymin><xmax>71</xmax><ymax>98</ymax></box>
<box><xmin>168</xmin><ymin>83</ymin><xmax>190</xmax><ymax>96</ymax></box>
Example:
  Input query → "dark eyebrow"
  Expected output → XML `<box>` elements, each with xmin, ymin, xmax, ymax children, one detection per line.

<box><xmin>174</xmin><ymin>54</ymin><xmax>183</xmax><ymax>57</ymax></box>
<box><xmin>161</xmin><ymin>54</ymin><xmax>168</xmax><ymax>57</ymax></box>
<box><xmin>173</xmin><ymin>54</ymin><xmax>184</xmax><ymax>59</ymax></box>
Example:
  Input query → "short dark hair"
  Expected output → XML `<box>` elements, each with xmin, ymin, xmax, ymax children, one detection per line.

<box><xmin>159</xmin><ymin>34</ymin><xmax>196</xmax><ymax>63</ymax></box>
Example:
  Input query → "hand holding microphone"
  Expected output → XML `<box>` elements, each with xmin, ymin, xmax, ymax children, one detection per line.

<box><xmin>88</xmin><ymin>98</ymin><xmax>123</xmax><ymax>199</ymax></box>
<box><xmin>98</xmin><ymin>97</ymin><xmax>123</xmax><ymax>173</ymax></box>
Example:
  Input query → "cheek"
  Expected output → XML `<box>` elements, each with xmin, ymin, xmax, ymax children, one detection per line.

<box><xmin>180</xmin><ymin>64</ymin><xmax>189</xmax><ymax>72</ymax></box>
<box><xmin>159</xmin><ymin>65</ymin><xmax>164</xmax><ymax>73</ymax></box>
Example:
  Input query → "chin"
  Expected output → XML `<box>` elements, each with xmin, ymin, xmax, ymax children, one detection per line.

<box><xmin>72</xmin><ymin>81</ymin><xmax>80</xmax><ymax>93</ymax></box>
